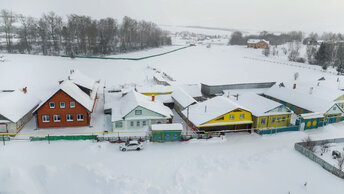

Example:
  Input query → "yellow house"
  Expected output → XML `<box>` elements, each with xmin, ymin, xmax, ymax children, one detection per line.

<box><xmin>182</xmin><ymin>96</ymin><xmax>253</xmax><ymax>132</ymax></box>
<box><xmin>230</xmin><ymin>92</ymin><xmax>292</xmax><ymax>129</ymax></box>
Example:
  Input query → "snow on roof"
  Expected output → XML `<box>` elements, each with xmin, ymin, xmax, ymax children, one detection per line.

<box><xmin>283</xmin><ymin>82</ymin><xmax>344</xmax><ymax>102</ymax></box>
<box><xmin>136</xmin><ymin>85</ymin><xmax>173</xmax><ymax>94</ymax></box>
<box><xmin>0</xmin><ymin>90</ymin><xmax>41</xmax><ymax>122</ymax></box>
<box><xmin>172</xmin><ymin>87</ymin><xmax>197</xmax><ymax>109</ymax></box>
<box><xmin>300</xmin><ymin>112</ymin><xmax>324</xmax><ymax>119</ymax></box>
<box><xmin>151</xmin><ymin>123</ymin><xmax>183</xmax><ymax>131</ymax></box>
<box><xmin>264</xmin><ymin>84</ymin><xmax>336</xmax><ymax>113</ymax></box>
<box><xmin>229</xmin><ymin>92</ymin><xmax>289</xmax><ymax>116</ymax></box>
<box><xmin>182</xmin><ymin>96</ymin><xmax>249</xmax><ymax>126</ymax></box>
<box><xmin>35</xmin><ymin>80</ymin><xmax>96</xmax><ymax>112</ymax></box>
<box><xmin>69</xmin><ymin>70</ymin><xmax>97</xmax><ymax>91</ymax></box>
<box><xmin>247</xmin><ymin>39</ymin><xmax>270</xmax><ymax>44</ymax></box>
<box><xmin>179</xmin><ymin>84</ymin><xmax>202</xmax><ymax>98</ymax></box>
<box><xmin>111</xmin><ymin>90</ymin><xmax>173</xmax><ymax>122</ymax></box>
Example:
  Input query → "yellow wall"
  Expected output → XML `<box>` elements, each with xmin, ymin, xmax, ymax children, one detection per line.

<box><xmin>204</xmin><ymin>108</ymin><xmax>252</xmax><ymax>126</ymax></box>
<box><xmin>141</xmin><ymin>92</ymin><xmax>172</xmax><ymax>96</ymax></box>
<box><xmin>255</xmin><ymin>114</ymin><xmax>291</xmax><ymax>129</ymax></box>
<box><xmin>335</xmin><ymin>95</ymin><xmax>344</xmax><ymax>101</ymax></box>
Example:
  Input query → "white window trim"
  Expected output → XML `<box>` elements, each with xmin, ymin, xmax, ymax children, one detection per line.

<box><xmin>49</xmin><ymin>102</ymin><xmax>55</xmax><ymax>108</ymax></box>
<box><xmin>66</xmin><ymin>114</ymin><xmax>74</xmax><ymax>122</ymax></box>
<box><xmin>53</xmin><ymin>115</ymin><xmax>61</xmax><ymax>122</ymax></box>
<box><xmin>0</xmin><ymin>124</ymin><xmax>7</xmax><ymax>133</ymax></box>
<box><xmin>77</xmin><ymin>114</ymin><xmax>84</xmax><ymax>121</ymax></box>
<box><xmin>42</xmin><ymin>115</ymin><xmax>50</xmax><ymax>123</ymax></box>
<box><xmin>60</xmin><ymin>102</ymin><xmax>65</xmax><ymax>108</ymax></box>
<box><xmin>70</xmin><ymin>101</ymin><xmax>76</xmax><ymax>108</ymax></box>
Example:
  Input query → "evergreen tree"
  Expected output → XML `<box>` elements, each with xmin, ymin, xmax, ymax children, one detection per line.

<box><xmin>336</xmin><ymin>43</ymin><xmax>344</xmax><ymax>74</ymax></box>
<box><xmin>316</xmin><ymin>43</ymin><xmax>331</xmax><ymax>69</ymax></box>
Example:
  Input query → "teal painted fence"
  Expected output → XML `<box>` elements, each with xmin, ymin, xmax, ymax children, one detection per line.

<box><xmin>257</xmin><ymin>125</ymin><xmax>300</xmax><ymax>135</ymax></box>
<box><xmin>61</xmin><ymin>46</ymin><xmax>190</xmax><ymax>61</ymax></box>
<box><xmin>30</xmin><ymin>135</ymin><xmax>97</xmax><ymax>141</ymax></box>
<box><xmin>0</xmin><ymin>136</ymin><xmax>10</xmax><ymax>141</ymax></box>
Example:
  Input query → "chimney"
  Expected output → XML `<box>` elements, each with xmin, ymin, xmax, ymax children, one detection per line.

<box><xmin>204</xmin><ymin>105</ymin><xmax>207</xmax><ymax>113</ymax></box>
<box><xmin>152</xmin><ymin>96</ymin><xmax>155</xmax><ymax>102</ymax></box>
<box><xmin>309</xmin><ymin>87</ymin><xmax>313</xmax><ymax>95</ymax></box>
<box><xmin>236</xmin><ymin>94</ymin><xmax>239</xmax><ymax>101</ymax></box>
<box><xmin>23</xmin><ymin>87</ymin><xmax>27</xmax><ymax>94</ymax></box>
<box><xmin>58</xmin><ymin>80</ymin><xmax>64</xmax><ymax>85</ymax></box>
<box><xmin>293</xmin><ymin>84</ymin><xmax>296</xmax><ymax>89</ymax></box>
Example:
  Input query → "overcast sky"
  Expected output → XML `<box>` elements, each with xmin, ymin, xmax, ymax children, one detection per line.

<box><xmin>1</xmin><ymin>0</ymin><xmax>344</xmax><ymax>33</ymax></box>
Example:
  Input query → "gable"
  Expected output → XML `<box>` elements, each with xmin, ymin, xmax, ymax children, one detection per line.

<box><xmin>327</xmin><ymin>104</ymin><xmax>344</xmax><ymax>114</ymax></box>
<box><xmin>265</xmin><ymin>105</ymin><xmax>291</xmax><ymax>114</ymax></box>
<box><xmin>36</xmin><ymin>90</ymin><xmax>90</xmax><ymax>113</ymax></box>
<box><xmin>124</xmin><ymin>105</ymin><xmax>167</xmax><ymax>119</ymax></box>
<box><xmin>203</xmin><ymin>108</ymin><xmax>252</xmax><ymax>125</ymax></box>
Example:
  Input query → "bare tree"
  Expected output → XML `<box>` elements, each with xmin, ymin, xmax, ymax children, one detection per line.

<box><xmin>288</xmin><ymin>41</ymin><xmax>301</xmax><ymax>61</ymax></box>
<box><xmin>302</xmin><ymin>136</ymin><xmax>315</xmax><ymax>152</ymax></box>
<box><xmin>338</xmin><ymin>153</ymin><xmax>344</xmax><ymax>170</ymax></box>
<box><xmin>0</xmin><ymin>9</ymin><xmax>16</xmax><ymax>53</ymax></box>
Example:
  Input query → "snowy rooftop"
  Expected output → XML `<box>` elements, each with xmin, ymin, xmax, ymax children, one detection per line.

<box><xmin>247</xmin><ymin>39</ymin><xmax>270</xmax><ymax>44</ymax></box>
<box><xmin>179</xmin><ymin>84</ymin><xmax>202</xmax><ymax>98</ymax></box>
<box><xmin>151</xmin><ymin>123</ymin><xmax>183</xmax><ymax>131</ymax></box>
<box><xmin>229</xmin><ymin>92</ymin><xmax>290</xmax><ymax>116</ymax></box>
<box><xmin>136</xmin><ymin>85</ymin><xmax>173</xmax><ymax>94</ymax></box>
<box><xmin>172</xmin><ymin>87</ymin><xmax>197</xmax><ymax>109</ymax></box>
<box><xmin>35</xmin><ymin>80</ymin><xmax>96</xmax><ymax>112</ymax></box>
<box><xmin>264</xmin><ymin>84</ymin><xmax>336</xmax><ymax>113</ymax></box>
<box><xmin>110</xmin><ymin>90</ymin><xmax>173</xmax><ymax>122</ymax></box>
<box><xmin>69</xmin><ymin>70</ymin><xmax>98</xmax><ymax>91</ymax></box>
<box><xmin>0</xmin><ymin>90</ymin><xmax>41</xmax><ymax>122</ymax></box>
<box><xmin>182</xmin><ymin>96</ymin><xmax>249</xmax><ymax>126</ymax></box>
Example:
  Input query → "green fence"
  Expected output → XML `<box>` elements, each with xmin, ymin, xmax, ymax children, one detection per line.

<box><xmin>295</xmin><ymin>141</ymin><xmax>344</xmax><ymax>179</ymax></box>
<box><xmin>30</xmin><ymin>135</ymin><xmax>98</xmax><ymax>141</ymax></box>
<box><xmin>61</xmin><ymin>46</ymin><xmax>190</xmax><ymax>61</ymax></box>
<box><xmin>0</xmin><ymin>136</ymin><xmax>10</xmax><ymax>141</ymax></box>
<box><xmin>257</xmin><ymin>125</ymin><xmax>300</xmax><ymax>135</ymax></box>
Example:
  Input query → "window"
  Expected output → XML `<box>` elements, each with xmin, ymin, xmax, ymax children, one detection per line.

<box><xmin>0</xmin><ymin>124</ymin><xmax>7</xmax><ymax>133</ymax></box>
<box><xmin>216</xmin><ymin>117</ymin><xmax>224</xmax><ymax>121</ymax></box>
<box><xmin>333</xmin><ymin>107</ymin><xmax>337</xmax><ymax>110</ymax></box>
<box><xmin>135</xmin><ymin>110</ymin><xmax>142</xmax><ymax>115</ymax></box>
<box><xmin>70</xmin><ymin>101</ymin><xmax>76</xmax><ymax>108</ymax></box>
<box><xmin>261</xmin><ymin>118</ymin><xmax>266</xmax><ymax>125</ymax></box>
<box><xmin>157</xmin><ymin>121</ymin><xmax>162</xmax><ymax>124</ymax></box>
<box><xmin>60</xmin><ymin>102</ymin><xmax>65</xmax><ymax>108</ymax></box>
<box><xmin>42</xmin><ymin>115</ymin><xmax>50</xmax><ymax>122</ymax></box>
<box><xmin>130</xmin><ymin>121</ymin><xmax>134</xmax><ymax>127</ymax></box>
<box><xmin>49</xmin><ymin>102</ymin><xmax>55</xmax><ymax>108</ymax></box>
<box><xmin>229</xmin><ymin>115</ymin><xmax>234</xmax><ymax>120</ymax></box>
<box><xmin>278</xmin><ymin>107</ymin><xmax>282</xmax><ymax>111</ymax></box>
<box><xmin>115</xmin><ymin>121</ymin><xmax>122</xmax><ymax>128</ymax></box>
<box><xmin>136</xmin><ymin>121</ymin><xmax>140</xmax><ymax>127</ymax></box>
<box><xmin>272</xmin><ymin>118</ymin><xmax>276</xmax><ymax>123</ymax></box>
<box><xmin>142</xmin><ymin>121</ymin><xmax>146</xmax><ymax>126</ymax></box>
<box><xmin>240</xmin><ymin>114</ymin><xmax>245</xmax><ymax>119</ymax></box>
<box><xmin>282</xmin><ymin>117</ymin><xmax>286</xmax><ymax>121</ymax></box>
<box><xmin>53</xmin><ymin>115</ymin><xmax>61</xmax><ymax>122</ymax></box>
<box><xmin>77</xmin><ymin>114</ymin><xmax>84</xmax><ymax>121</ymax></box>
<box><xmin>66</xmin><ymin>114</ymin><xmax>74</xmax><ymax>121</ymax></box>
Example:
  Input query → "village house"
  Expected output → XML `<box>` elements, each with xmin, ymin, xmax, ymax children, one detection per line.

<box><xmin>172</xmin><ymin>87</ymin><xmax>197</xmax><ymax>112</ymax></box>
<box><xmin>263</xmin><ymin>84</ymin><xmax>344</xmax><ymax>124</ymax></box>
<box><xmin>34</xmin><ymin>71</ymin><xmax>98</xmax><ymax>128</ymax></box>
<box><xmin>229</xmin><ymin>92</ymin><xmax>292</xmax><ymax>129</ymax></box>
<box><xmin>247</xmin><ymin>39</ymin><xmax>269</xmax><ymax>49</ymax></box>
<box><xmin>182</xmin><ymin>96</ymin><xmax>253</xmax><ymax>132</ymax></box>
<box><xmin>0</xmin><ymin>89</ymin><xmax>41</xmax><ymax>134</ymax></box>
<box><xmin>110</xmin><ymin>90</ymin><xmax>173</xmax><ymax>130</ymax></box>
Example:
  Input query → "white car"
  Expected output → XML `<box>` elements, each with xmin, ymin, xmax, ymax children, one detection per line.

<box><xmin>119</xmin><ymin>141</ymin><xmax>144</xmax><ymax>151</ymax></box>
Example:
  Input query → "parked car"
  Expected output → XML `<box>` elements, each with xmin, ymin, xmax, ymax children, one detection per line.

<box><xmin>119</xmin><ymin>141</ymin><xmax>144</xmax><ymax>151</ymax></box>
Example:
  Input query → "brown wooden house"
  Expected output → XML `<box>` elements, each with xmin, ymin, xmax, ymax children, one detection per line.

<box><xmin>247</xmin><ymin>39</ymin><xmax>269</xmax><ymax>49</ymax></box>
<box><xmin>34</xmin><ymin>71</ymin><xmax>98</xmax><ymax>128</ymax></box>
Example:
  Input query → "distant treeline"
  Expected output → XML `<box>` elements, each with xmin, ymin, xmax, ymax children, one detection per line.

<box><xmin>229</xmin><ymin>31</ymin><xmax>303</xmax><ymax>46</ymax></box>
<box><xmin>0</xmin><ymin>10</ymin><xmax>171</xmax><ymax>56</ymax></box>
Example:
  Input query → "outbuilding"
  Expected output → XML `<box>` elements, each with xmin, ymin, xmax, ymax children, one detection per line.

<box><xmin>151</xmin><ymin>123</ymin><xmax>183</xmax><ymax>142</ymax></box>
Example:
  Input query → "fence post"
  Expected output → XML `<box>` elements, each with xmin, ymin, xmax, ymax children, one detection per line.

<box><xmin>2</xmin><ymin>135</ymin><xmax>5</xmax><ymax>146</ymax></box>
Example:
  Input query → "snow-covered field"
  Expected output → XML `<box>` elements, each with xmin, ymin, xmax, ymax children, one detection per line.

<box><xmin>1</xmin><ymin>124</ymin><xmax>344</xmax><ymax>194</ymax></box>
<box><xmin>1</xmin><ymin>41</ymin><xmax>344</xmax><ymax>193</ymax></box>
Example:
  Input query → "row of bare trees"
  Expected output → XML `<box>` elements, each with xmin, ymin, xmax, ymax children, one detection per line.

<box><xmin>0</xmin><ymin>10</ymin><xmax>171</xmax><ymax>56</ymax></box>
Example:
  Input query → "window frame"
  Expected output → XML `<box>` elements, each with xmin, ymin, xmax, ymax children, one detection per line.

<box><xmin>77</xmin><ymin>114</ymin><xmax>84</xmax><ymax>121</ymax></box>
<box><xmin>70</xmin><ymin>101</ymin><xmax>76</xmax><ymax>108</ymax></box>
<box><xmin>66</xmin><ymin>114</ymin><xmax>74</xmax><ymax>122</ymax></box>
<box><xmin>135</xmin><ymin>110</ymin><xmax>142</xmax><ymax>115</ymax></box>
<box><xmin>60</xmin><ymin>102</ymin><xmax>66</xmax><ymax>108</ymax></box>
<box><xmin>240</xmin><ymin>114</ymin><xmax>245</xmax><ymax>119</ymax></box>
<box><xmin>229</xmin><ymin>115</ymin><xmax>234</xmax><ymax>120</ymax></box>
<box><xmin>42</xmin><ymin>115</ymin><xmax>50</xmax><ymax>123</ymax></box>
<box><xmin>53</xmin><ymin>115</ymin><xmax>61</xmax><ymax>122</ymax></box>
<box><xmin>49</xmin><ymin>102</ymin><xmax>55</xmax><ymax>108</ymax></box>
<box><xmin>0</xmin><ymin>124</ymin><xmax>7</xmax><ymax>133</ymax></box>
<box><xmin>115</xmin><ymin>121</ymin><xmax>123</xmax><ymax>128</ymax></box>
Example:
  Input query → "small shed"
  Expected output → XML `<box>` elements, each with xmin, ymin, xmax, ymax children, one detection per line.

<box><xmin>298</xmin><ymin>113</ymin><xmax>324</xmax><ymax>130</ymax></box>
<box><xmin>151</xmin><ymin>123</ymin><xmax>183</xmax><ymax>142</ymax></box>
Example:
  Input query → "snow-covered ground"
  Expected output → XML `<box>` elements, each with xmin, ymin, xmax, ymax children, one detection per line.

<box><xmin>1</xmin><ymin>123</ymin><xmax>344</xmax><ymax>194</ymax></box>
